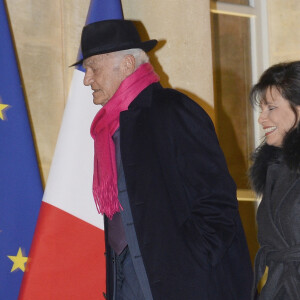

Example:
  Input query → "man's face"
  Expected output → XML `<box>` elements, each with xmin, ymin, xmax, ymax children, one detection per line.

<box><xmin>83</xmin><ymin>53</ymin><xmax>126</xmax><ymax>106</ymax></box>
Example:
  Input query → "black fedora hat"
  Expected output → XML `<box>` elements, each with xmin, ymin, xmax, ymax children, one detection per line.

<box><xmin>71</xmin><ymin>19</ymin><xmax>157</xmax><ymax>66</ymax></box>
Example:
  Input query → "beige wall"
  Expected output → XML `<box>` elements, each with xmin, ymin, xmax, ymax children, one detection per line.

<box><xmin>267</xmin><ymin>0</ymin><xmax>300</xmax><ymax>64</ymax></box>
<box><xmin>122</xmin><ymin>0</ymin><xmax>214</xmax><ymax>116</ymax></box>
<box><xmin>6</xmin><ymin>0</ymin><xmax>213</xmax><ymax>184</ymax></box>
<box><xmin>6</xmin><ymin>0</ymin><xmax>90</xmax><ymax>184</ymax></box>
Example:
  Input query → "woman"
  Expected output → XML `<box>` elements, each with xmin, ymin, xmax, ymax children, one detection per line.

<box><xmin>249</xmin><ymin>61</ymin><xmax>300</xmax><ymax>299</ymax></box>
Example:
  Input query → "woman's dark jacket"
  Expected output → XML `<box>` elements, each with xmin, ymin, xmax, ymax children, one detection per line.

<box><xmin>250</xmin><ymin>124</ymin><xmax>300</xmax><ymax>299</ymax></box>
<box><xmin>106</xmin><ymin>82</ymin><xmax>253</xmax><ymax>300</ymax></box>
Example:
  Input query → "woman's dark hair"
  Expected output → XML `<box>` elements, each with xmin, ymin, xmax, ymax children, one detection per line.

<box><xmin>249</xmin><ymin>61</ymin><xmax>300</xmax><ymax>126</ymax></box>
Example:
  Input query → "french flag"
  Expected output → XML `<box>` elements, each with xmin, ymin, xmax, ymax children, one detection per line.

<box><xmin>19</xmin><ymin>1</ymin><xmax>123</xmax><ymax>299</ymax></box>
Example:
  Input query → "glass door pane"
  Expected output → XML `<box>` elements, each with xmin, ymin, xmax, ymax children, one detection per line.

<box><xmin>211</xmin><ymin>12</ymin><xmax>254</xmax><ymax>189</ymax></box>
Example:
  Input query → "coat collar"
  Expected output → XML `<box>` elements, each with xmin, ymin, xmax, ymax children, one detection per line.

<box><xmin>249</xmin><ymin>123</ymin><xmax>300</xmax><ymax>194</ymax></box>
<box><xmin>128</xmin><ymin>82</ymin><xmax>162</xmax><ymax>109</ymax></box>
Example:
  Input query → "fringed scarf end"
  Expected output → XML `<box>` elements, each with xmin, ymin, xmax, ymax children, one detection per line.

<box><xmin>92</xmin><ymin>182</ymin><xmax>122</xmax><ymax>220</ymax></box>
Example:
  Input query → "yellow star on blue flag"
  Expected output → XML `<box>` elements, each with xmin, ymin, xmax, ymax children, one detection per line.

<box><xmin>7</xmin><ymin>248</ymin><xmax>28</xmax><ymax>272</ymax></box>
<box><xmin>0</xmin><ymin>102</ymin><xmax>10</xmax><ymax>120</ymax></box>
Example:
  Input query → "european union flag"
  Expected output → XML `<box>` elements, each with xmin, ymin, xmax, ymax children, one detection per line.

<box><xmin>0</xmin><ymin>1</ymin><xmax>43</xmax><ymax>299</ymax></box>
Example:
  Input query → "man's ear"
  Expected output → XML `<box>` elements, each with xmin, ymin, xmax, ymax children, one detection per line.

<box><xmin>121</xmin><ymin>55</ymin><xmax>136</xmax><ymax>77</ymax></box>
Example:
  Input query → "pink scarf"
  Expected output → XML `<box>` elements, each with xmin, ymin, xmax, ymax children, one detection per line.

<box><xmin>90</xmin><ymin>63</ymin><xmax>159</xmax><ymax>219</ymax></box>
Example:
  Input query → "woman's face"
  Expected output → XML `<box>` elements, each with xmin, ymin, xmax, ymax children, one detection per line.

<box><xmin>258</xmin><ymin>86</ymin><xmax>299</xmax><ymax>147</ymax></box>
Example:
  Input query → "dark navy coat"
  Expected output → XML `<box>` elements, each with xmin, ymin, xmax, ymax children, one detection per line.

<box><xmin>106</xmin><ymin>82</ymin><xmax>253</xmax><ymax>300</ymax></box>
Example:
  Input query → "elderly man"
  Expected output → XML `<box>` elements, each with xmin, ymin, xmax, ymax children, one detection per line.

<box><xmin>73</xmin><ymin>19</ymin><xmax>253</xmax><ymax>300</ymax></box>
